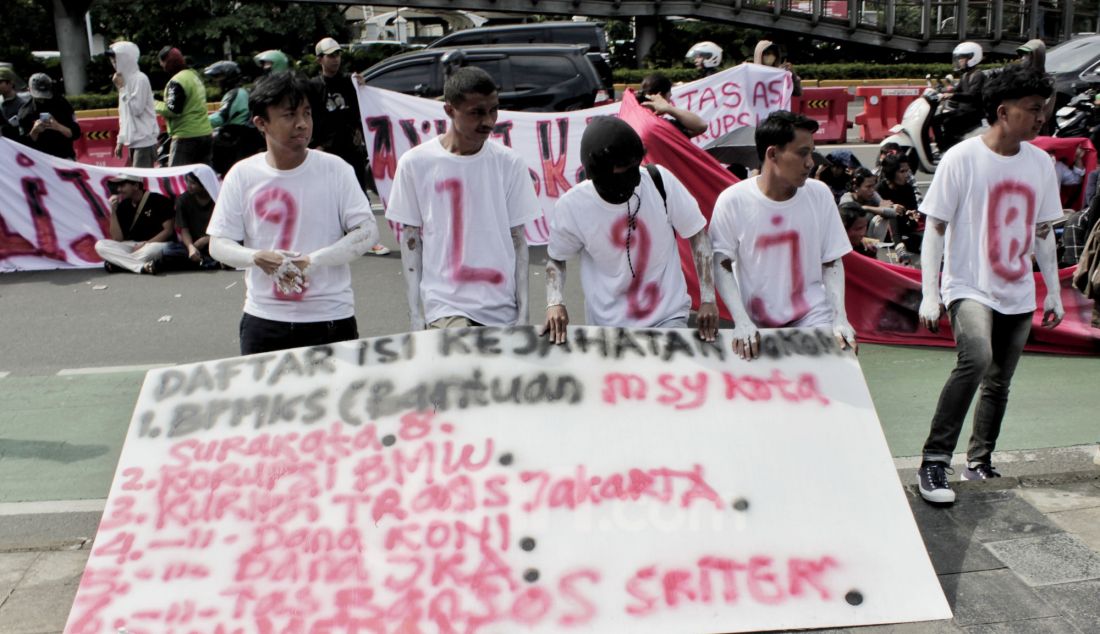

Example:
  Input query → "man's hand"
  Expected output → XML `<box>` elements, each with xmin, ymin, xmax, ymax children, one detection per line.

<box><xmin>131</xmin><ymin>241</ymin><xmax>146</xmax><ymax>252</ymax></box>
<box><xmin>252</xmin><ymin>250</ymin><xmax>284</xmax><ymax>276</ymax></box>
<box><xmin>696</xmin><ymin>302</ymin><xmax>719</xmax><ymax>342</ymax></box>
<box><xmin>187</xmin><ymin>244</ymin><xmax>201</xmax><ymax>262</ymax></box>
<box><xmin>290</xmin><ymin>254</ymin><xmax>311</xmax><ymax>277</ymax></box>
<box><xmin>730</xmin><ymin>321</ymin><xmax>760</xmax><ymax>361</ymax></box>
<box><xmin>1042</xmin><ymin>295</ymin><xmax>1064</xmax><ymax>329</ymax></box>
<box><xmin>542</xmin><ymin>304</ymin><xmax>569</xmax><ymax>345</ymax></box>
<box><xmin>639</xmin><ymin>93</ymin><xmax>671</xmax><ymax>115</ymax></box>
<box><xmin>114</xmin><ymin>143</ymin><xmax>124</xmax><ymax>159</ymax></box>
<box><xmin>919</xmin><ymin>295</ymin><xmax>944</xmax><ymax>332</ymax></box>
<box><xmin>834</xmin><ymin>319</ymin><xmax>858</xmax><ymax>353</ymax></box>
<box><xmin>112</xmin><ymin>72</ymin><xmax>124</xmax><ymax>90</ymax></box>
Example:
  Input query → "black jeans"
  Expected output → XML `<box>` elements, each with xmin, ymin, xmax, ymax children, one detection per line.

<box><xmin>239</xmin><ymin>313</ymin><xmax>358</xmax><ymax>355</ymax></box>
<box><xmin>169</xmin><ymin>135</ymin><xmax>213</xmax><ymax>167</ymax></box>
<box><xmin>922</xmin><ymin>299</ymin><xmax>1033</xmax><ymax>466</ymax></box>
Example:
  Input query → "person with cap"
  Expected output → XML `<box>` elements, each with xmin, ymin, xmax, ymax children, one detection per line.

<box><xmin>754</xmin><ymin>40</ymin><xmax>802</xmax><ymax>97</ymax></box>
<box><xmin>709</xmin><ymin>110</ymin><xmax>857</xmax><ymax>361</ymax></box>
<box><xmin>386</xmin><ymin>67</ymin><xmax>540</xmax><ymax>331</ymax></box>
<box><xmin>815</xmin><ymin>150</ymin><xmax>860</xmax><ymax>202</ymax></box>
<box><xmin>310</xmin><ymin>36</ymin><xmax>389</xmax><ymax>256</ymax></box>
<box><xmin>95</xmin><ymin>174</ymin><xmax>176</xmax><ymax>274</ymax></box>
<box><xmin>16</xmin><ymin>73</ymin><xmax>81</xmax><ymax>159</ymax></box>
<box><xmin>0</xmin><ymin>67</ymin><xmax>29</xmax><ymax>141</ymax></box>
<box><xmin>155</xmin><ymin>46</ymin><xmax>213</xmax><ymax>166</ymax></box>
<box><xmin>542</xmin><ymin>116</ymin><xmax>718</xmax><ymax>344</ymax></box>
<box><xmin>638</xmin><ymin>73</ymin><xmax>707</xmax><ymax>139</ymax></box>
<box><xmin>207</xmin><ymin>71</ymin><xmax>380</xmax><ymax>355</ymax></box>
<box><xmin>108</xmin><ymin>41</ymin><xmax>158</xmax><ymax>168</ymax></box>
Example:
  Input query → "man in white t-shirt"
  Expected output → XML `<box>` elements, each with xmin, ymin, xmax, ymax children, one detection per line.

<box><xmin>543</xmin><ymin>116</ymin><xmax>718</xmax><ymax>342</ymax></box>
<box><xmin>709</xmin><ymin>111</ymin><xmax>857</xmax><ymax>360</ymax></box>
<box><xmin>385</xmin><ymin>67</ymin><xmax>540</xmax><ymax>330</ymax></box>
<box><xmin>916</xmin><ymin>65</ymin><xmax>1064</xmax><ymax>505</ymax></box>
<box><xmin>207</xmin><ymin>71</ymin><xmax>379</xmax><ymax>354</ymax></box>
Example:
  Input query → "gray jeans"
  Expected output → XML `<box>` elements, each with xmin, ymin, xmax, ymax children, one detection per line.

<box><xmin>128</xmin><ymin>145</ymin><xmax>156</xmax><ymax>168</ymax></box>
<box><xmin>922</xmin><ymin>299</ymin><xmax>1032</xmax><ymax>466</ymax></box>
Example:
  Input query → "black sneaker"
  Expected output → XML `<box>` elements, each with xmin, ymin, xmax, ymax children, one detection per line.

<box><xmin>141</xmin><ymin>260</ymin><xmax>160</xmax><ymax>275</ymax></box>
<box><xmin>103</xmin><ymin>261</ymin><xmax>121</xmax><ymax>273</ymax></box>
<box><xmin>963</xmin><ymin>463</ymin><xmax>1001</xmax><ymax>480</ymax></box>
<box><xmin>917</xmin><ymin>462</ymin><xmax>955</xmax><ymax>504</ymax></box>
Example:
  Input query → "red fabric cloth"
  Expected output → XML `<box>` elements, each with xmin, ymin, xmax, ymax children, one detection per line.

<box><xmin>1029</xmin><ymin>136</ymin><xmax>1097</xmax><ymax>210</ymax></box>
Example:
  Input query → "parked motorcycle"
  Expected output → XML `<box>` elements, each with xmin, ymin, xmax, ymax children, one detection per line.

<box><xmin>880</xmin><ymin>74</ymin><xmax>986</xmax><ymax>174</ymax></box>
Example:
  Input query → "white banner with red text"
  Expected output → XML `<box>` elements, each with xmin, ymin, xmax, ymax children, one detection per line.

<box><xmin>0</xmin><ymin>138</ymin><xmax>219</xmax><ymax>272</ymax></box>
<box><xmin>357</xmin><ymin>64</ymin><xmax>792</xmax><ymax>245</ymax></box>
<box><xmin>65</xmin><ymin>326</ymin><xmax>950</xmax><ymax>633</ymax></box>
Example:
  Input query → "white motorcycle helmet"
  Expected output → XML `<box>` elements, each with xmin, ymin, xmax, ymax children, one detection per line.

<box><xmin>687</xmin><ymin>41</ymin><xmax>723</xmax><ymax>69</ymax></box>
<box><xmin>952</xmin><ymin>41</ymin><xmax>983</xmax><ymax>69</ymax></box>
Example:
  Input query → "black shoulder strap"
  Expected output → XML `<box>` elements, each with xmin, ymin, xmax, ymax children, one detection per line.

<box><xmin>645</xmin><ymin>163</ymin><xmax>667</xmax><ymax>215</ymax></box>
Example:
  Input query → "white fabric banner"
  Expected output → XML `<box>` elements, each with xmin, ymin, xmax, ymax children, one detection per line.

<box><xmin>0</xmin><ymin>138</ymin><xmax>219</xmax><ymax>273</ymax></box>
<box><xmin>65</xmin><ymin>326</ymin><xmax>950</xmax><ymax>633</ymax></box>
<box><xmin>358</xmin><ymin>64</ymin><xmax>792</xmax><ymax>245</ymax></box>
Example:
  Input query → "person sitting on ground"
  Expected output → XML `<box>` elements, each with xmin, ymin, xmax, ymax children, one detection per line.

<box><xmin>638</xmin><ymin>73</ymin><xmax>707</xmax><ymax>139</ymax></box>
<box><xmin>754</xmin><ymin>39</ymin><xmax>802</xmax><ymax>97</ymax></box>
<box><xmin>17</xmin><ymin>74</ymin><xmax>81</xmax><ymax>159</ymax></box>
<box><xmin>1051</xmin><ymin>146</ymin><xmax>1086</xmax><ymax>187</ymax></box>
<box><xmin>172</xmin><ymin>172</ymin><xmax>218</xmax><ymax>269</ymax></box>
<box><xmin>207</xmin><ymin>71</ymin><xmax>380</xmax><ymax>355</ymax></box>
<box><xmin>710</xmin><ymin>110</ymin><xmax>857</xmax><ymax>361</ymax></box>
<box><xmin>876</xmin><ymin>154</ymin><xmax>923</xmax><ymax>252</ymax></box>
<box><xmin>386</xmin><ymin>67</ymin><xmax>540</xmax><ymax>331</ymax></box>
<box><xmin>839</xmin><ymin>168</ymin><xmax>907</xmax><ymax>244</ymax></box>
<box><xmin>95</xmin><ymin>174</ymin><xmax>176</xmax><ymax>275</ymax></box>
<box><xmin>815</xmin><ymin>150</ymin><xmax>859</xmax><ymax>202</ymax></box>
<box><xmin>840</xmin><ymin>207</ymin><xmax>877</xmax><ymax>258</ymax></box>
<box><xmin>543</xmin><ymin>117</ymin><xmax>719</xmax><ymax>344</ymax></box>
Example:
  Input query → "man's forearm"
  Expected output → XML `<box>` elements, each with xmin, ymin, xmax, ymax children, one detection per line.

<box><xmin>308</xmin><ymin>223</ymin><xmax>379</xmax><ymax>268</ymax></box>
<box><xmin>689</xmin><ymin>230</ymin><xmax>716</xmax><ymax>304</ymax></box>
<box><xmin>546</xmin><ymin>258</ymin><xmax>567</xmax><ymax>307</ymax></box>
<box><xmin>1035</xmin><ymin>222</ymin><xmax>1061</xmax><ymax>308</ymax></box>
<box><xmin>399</xmin><ymin>225</ymin><xmax>426</xmax><ymax>330</ymax></box>
<box><xmin>512</xmin><ymin>225</ymin><xmax>529</xmax><ymax>325</ymax></box>
<box><xmin>668</xmin><ymin>107</ymin><xmax>708</xmax><ymax>137</ymax></box>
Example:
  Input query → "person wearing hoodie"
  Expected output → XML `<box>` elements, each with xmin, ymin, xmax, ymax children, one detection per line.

<box><xmin>108</xmin><ymin>41</ymin><xmax>158</xmax><ymax>167</ymax></box>
<box><xmin>155</xmin><ymin>46</ymin><xmax>213</xmax><ymax>167</ymax></box>
<box><xmin>754</xmin><ymin>40</ymin><xmax>802</xmax><ymax>97</ymax></box>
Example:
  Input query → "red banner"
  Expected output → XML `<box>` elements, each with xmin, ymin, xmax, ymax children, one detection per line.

<box><xmin>621</xmin><ymin>96</ymin><xmax>1100</xmax><ymax>355</ymax></box>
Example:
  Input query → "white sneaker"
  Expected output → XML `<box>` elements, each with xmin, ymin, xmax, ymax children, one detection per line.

<box><xmin>367</xmin><ymin>244</ymin><xmax>391</xmax><ymax>256</ymax></box>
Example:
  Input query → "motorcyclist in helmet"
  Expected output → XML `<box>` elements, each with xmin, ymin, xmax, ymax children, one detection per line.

<box><xmin>686</xmin><ymin>41</ymin><xmax>723</xmax><ymax>78</ymax></box>
<box><xmin>204</xmin><ymin>61</ymin><xmax>249</xmax><ymax>129</ymax></box>
<box><xmin>934</xmin><ymin>41</ymin><xmax>986</xmax><ymax>152</ymax></box>
<box><xmin>253</xmin><ymin>50</ymin><xmax>290</xmax><ymax>74</ymax></box>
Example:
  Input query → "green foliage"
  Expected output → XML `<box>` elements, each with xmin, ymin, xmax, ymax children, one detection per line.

<box><xmin>0</xmin><ymin>0</ymin><xmax>55</xmax><ymax>67</ymax></box>
<box><xmin>88</xmin><ymin>0</ymin><xmax>348</xmax><ymax>64</ymax></box>
<box><xmin>68</xmin><ymin>92</ymin><xmax>121</xmax><ymax>111</ymax></box>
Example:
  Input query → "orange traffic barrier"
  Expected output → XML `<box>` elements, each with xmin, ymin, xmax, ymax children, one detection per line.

<box><xmin>72</xmin><ymin>116</ymin><xmax>125</xmax><ymax>167</ymax></box>
<box><xmin>853</xmin><ymin>86</ymin><xmax>924</xmax><ymax>143</ymax></box>
<box><xmin>791</xmin><ymin>87</ymin><xmax>853</xmax><ymax>144</ymax></box>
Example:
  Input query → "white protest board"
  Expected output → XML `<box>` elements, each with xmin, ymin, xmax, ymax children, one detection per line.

<box><xmin>65</xmin><ymin>327</ymin><xmax>950</xmax><ymax>633</ymax></box>
<box><xmin>358</xmin><ymin>63</ymin><xmax>791</xmax><ymax>245</ymax></box>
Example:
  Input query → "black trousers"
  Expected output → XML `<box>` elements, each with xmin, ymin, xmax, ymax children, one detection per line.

<box><xmin>239</xmin><ymin>313</ymin><xmax>358</xmax><ymax>355</ymax></box>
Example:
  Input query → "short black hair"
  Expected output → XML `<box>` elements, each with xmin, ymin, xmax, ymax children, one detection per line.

<box><xmin>879</xmin><ymin>153</ymin><xmax>910</xmax><ymax>182</ymax></box>
<box><xmin>839</xmin><ymin>206</ymin><xmax>868</xmax><ymax>230</ymax></box>
<box><xmin>444</xmin><ymin>67</ymin><xmax>497</xmax><ymax>106</ymax></box>
<box><xmin>755</xmin><ymin>110</ymin><xmax>819</xmax><ymax>162</ymax></box>
<box><xmin>249</xmin><ymin>71</ymin><xmax>311</xmax><ymax>120</ymax></box>
<box><xmin>849</xmin><ymin>167</ymin><xmax>876</xmax><ymax>191</ymax></box>
<box><xmin>982</xmin><ymin>64</ymin><xmax>1054</xmax><ymax>125</ymax></box>
<box><xmin>640</xmin><ymin>73</ymin><xmax>672</xmax><ymax>98</ymax></box>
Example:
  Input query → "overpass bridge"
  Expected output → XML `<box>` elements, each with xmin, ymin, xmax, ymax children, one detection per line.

<box><xmin>300</xmin><ymin>0</ymin><xmax>1098</xmax><ymax>58</ymax></box>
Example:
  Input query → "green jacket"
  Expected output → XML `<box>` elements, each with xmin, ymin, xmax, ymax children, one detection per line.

<box><xmin>155</xmin><ymin>68</ymin><xmax>213</xmax><ymax>139</ymax></box>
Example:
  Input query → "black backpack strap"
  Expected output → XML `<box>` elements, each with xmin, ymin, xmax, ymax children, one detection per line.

<box><xmin>645</xmin><ymin>163</ymin><xmax>668</xmax><ymax>216</ymax></box>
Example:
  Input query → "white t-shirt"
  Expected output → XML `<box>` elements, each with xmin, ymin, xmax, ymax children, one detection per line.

<box><xmin>207</xmin><ymin>150</ymin><xmax>375</xmax><ymax>323</ymax></box>
<box><xmin>920</xmin><ymin>137</ymin><xmax>1062</xmax><ymax>314</ymax></box>
<box><xmin>385</xmin><ymin>137</ymin><xmax>540</xmax><ymax>326</ymax></box>
<box><xmin>710</xmin><ymin>177</ymin><xmax>851</xmax><ymax>327</ymax></box>
<box><xmin>548</xmin><ymin>165</ymin><xmax>707</xmax><ymax>326</ymax></box>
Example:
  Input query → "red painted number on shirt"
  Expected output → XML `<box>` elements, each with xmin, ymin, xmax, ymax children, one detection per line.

<box><xmin>611</xmin><ymin>215</ymin><xmax>660</xmax><ymax>319</ymax></box>
<box><xmin>437</xmin><ymin>178</ymin><xmax>505</xmax><ymax>285</ymax></box>
<box><xmin>750</xmin><ymin>230</ymin><xmax>809</xmax><ymax>327</ymax></box>
<box><xmin>253</xmin><ymin>187</ymin><xmax>305</xmax><ymax>301</ymax></box>
<box><xmin>986</xmin><ymin>181</ymin><xmax>1036</xmax><ymax>282</ymax></box>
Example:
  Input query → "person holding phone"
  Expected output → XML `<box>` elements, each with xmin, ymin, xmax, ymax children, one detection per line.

<box><xmin>17</xmin><ymin>73</ymin><xmax>80</xmax><ymax>159</ymax></box>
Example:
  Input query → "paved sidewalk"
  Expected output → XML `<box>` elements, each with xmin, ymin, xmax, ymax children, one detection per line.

<box><xmin>1</xmin><ymin>447</ymin><xmax>1098</xmax><ymax>634</ymax></box>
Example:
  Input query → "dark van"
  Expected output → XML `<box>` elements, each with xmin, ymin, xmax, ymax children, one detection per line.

<box><xmin>427</xmin><ymin>22</ymin><xmax>614</xmax><ymax>102</ymax></box>
<box><xmin>362</xmin><ymin>44</ymin><xmax>605</xmax><ymax>111</ymax></box>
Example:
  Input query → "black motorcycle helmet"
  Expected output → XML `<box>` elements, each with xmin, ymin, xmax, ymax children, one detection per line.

<box><xmin>203</xmin><ymin>60</ymin><xmax>241</xmax><ymax>88</ymax></box>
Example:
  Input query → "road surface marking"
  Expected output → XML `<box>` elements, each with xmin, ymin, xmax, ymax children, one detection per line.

<box><xmin>57</xmin><ymin>363</ymin><xmax>175</xmax><ymax>376</ymax></box>
<box><xmin>0</xmin><ymin>498</ymin><xmax>107</xmax><ymax>516</ymax></box>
